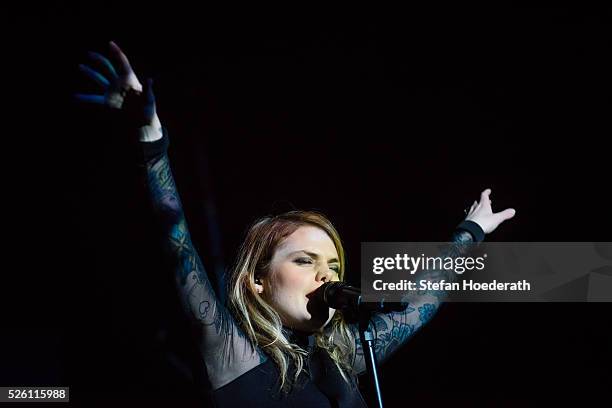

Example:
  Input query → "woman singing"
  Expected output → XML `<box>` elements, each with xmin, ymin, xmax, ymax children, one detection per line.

<box><xmin>75</xmin><ymin>41</ymin><xmax>516</xmax><ymax>407</ymax></box>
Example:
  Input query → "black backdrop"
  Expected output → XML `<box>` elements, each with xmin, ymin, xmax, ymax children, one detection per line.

<box><xmin>2</xmin><ymin>4</ymin><xmax>611</xmax><ymax>407</ymax></box>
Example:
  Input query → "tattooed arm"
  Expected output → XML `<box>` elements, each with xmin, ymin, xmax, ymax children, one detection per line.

<box><xmin>143</xmin><ymin>130</ymin><xmax>266</xmax><ymax>389</ymax></box>
<box><xmin>75</xmin><ymin>41</ymin><xmax>265</xmax><ymax>390</ymax></box>
<box><xmin>349</xmin><ymin>227</ymin><xmax>477</xmax><ymax>375</ymax></box>
<box><xmin>350</xmin><ymin>188</ymin><xmax>516</xmax><ymax>374</ymax></box>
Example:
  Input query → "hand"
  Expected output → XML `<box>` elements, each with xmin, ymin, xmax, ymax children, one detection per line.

<box><xmin>464</xmin><ymin>188</ymin><xmax>516</xmax><ymax>234</ymax></box>
<box><xmin>74</xmin><ymin>41</ymin><xmax>160</xmax><ymax>131</ymax></box>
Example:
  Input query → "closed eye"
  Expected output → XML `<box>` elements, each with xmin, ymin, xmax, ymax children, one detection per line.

<box><xmin>295</xmin><ymin>257</ymin><xmax>339</xmax><ymax>275</ymax></box>
<box><xmin>295</xmin><ymin>257</ymin><xmax>314</xmax><ymax>265</ymax></box>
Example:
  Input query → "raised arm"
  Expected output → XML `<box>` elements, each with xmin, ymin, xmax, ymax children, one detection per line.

<box><xmin>75</xmin><ymin>41</ymin><xmax>264</xmax><ymax>389</ymax></box>
<box><xmin>142</xmin><ymin>132</ymin><xmax>264</xmax><ymax>388</ymax></box>
<box><xmin>143</xmin><ymin>134</ymin><xmax>232</xmax><ymax>342</ymax></box>
<box><xmin>351</xmin><ymin>188</ymin><xmax>516</xmax><ymax>374</ymax></box>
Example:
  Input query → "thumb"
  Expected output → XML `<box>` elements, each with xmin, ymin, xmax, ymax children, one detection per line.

<box><xmin>496</xmin><ymin>208</ymin><xmax>516</xmax><ymax>222</ymax></box>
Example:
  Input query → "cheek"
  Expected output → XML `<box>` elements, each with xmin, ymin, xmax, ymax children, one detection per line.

<box><xmin>270</xmin><ymin>266</ymin><xmax>311</xmax><ymax>298</ymax></box>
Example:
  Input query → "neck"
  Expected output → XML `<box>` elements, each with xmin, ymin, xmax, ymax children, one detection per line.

<box><xmin>283</xmin><ymin>326</ymin><xmax>316</xmax><ymax>351</ymax></box>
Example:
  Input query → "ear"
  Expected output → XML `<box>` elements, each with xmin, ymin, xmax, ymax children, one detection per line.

<box><xmin>254</xmin><ymin>277</ymin><xmax>264</xmax><ymax>294</ymax></box>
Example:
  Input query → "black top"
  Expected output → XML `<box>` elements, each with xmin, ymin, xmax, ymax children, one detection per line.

<box><xmin>209</xmin><ymin>330</ymin><xmax>368</xmax><ymax>408</ymax></box>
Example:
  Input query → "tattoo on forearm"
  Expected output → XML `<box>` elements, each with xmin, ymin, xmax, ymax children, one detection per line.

<box><xmin>353</xmin><ymin>230</ymin><xmax>476</xmax><ymax>371</ymax></box>
<box><xmin>144</xmin><ymin>151</ymin><xmax>265</xmax><ymax>380</ymax></box>
<box><xmin>146</xmin><ymin>154</ymin><xmax>231</xmax><ymax>334</ymax></box>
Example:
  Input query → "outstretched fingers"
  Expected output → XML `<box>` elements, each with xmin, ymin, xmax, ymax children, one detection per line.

<box><xmin>465</xmin><ymin>188</ymin><xmax>516</xmax><ymax>234</ymax></box>
<box><xmin>108</xmin><ymin>41</ymin><xmax>143</xmax><ymax>92</ymax></box>
<box><xmin>109</xmin><ymin>41</ymin><xmax>134</xmax><ymax>76</ymax></box>
<box><xmin>480</xmin><ymin>188</ymin><xmax>492</xmax><ymax>206</ymax></box>
<box><xmin>87</xmin><ymin>51</ymin><xmax>118</xmax><ymax>80</ymax></box>
<box><xmin>469</xmin><ymin>200</ymin><xmax>478</xmax><ymax>214</ymax></box>
<box><xmin>78</xmin><ymin>64</ymin><xmax>110</xmax><ymax>89</ymax></box>
<box><xmin>73</xmin><ymin>94</ymin><xmax>105</xmax><ymax>105</ymax></box>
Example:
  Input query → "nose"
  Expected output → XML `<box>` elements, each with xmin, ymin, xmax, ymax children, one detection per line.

<box><xmin>316</xmin><ymin>266</ymin><xmax>335</xmax><ymax>283</ymax></box>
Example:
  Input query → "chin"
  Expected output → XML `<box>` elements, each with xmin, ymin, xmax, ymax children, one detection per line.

<box><xmin>284</xmin><ymin>299</ymin><xmax>335</xmax><ymax>332</ymax></box>
<box><xmin>303</xmin><ymin>308</ymin><xmax>335</xmax><ymax>332</ymax></box>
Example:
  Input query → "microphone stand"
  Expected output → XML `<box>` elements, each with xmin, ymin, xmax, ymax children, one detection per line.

<box><xmin>320</xmin><ymin>283</ymin><xmax>404</xmax><ymax>408</ymax></box>
<box><xmin>358</xmin><ymin>312</ymin><xmax>384</xmax><ymax>408</ymax></box>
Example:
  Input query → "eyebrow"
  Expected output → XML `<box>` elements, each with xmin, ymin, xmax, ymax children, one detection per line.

<box><xmin>289</xmin><ymin>250</ymin><xmax>339</xmax><ymax>264</ymax></box>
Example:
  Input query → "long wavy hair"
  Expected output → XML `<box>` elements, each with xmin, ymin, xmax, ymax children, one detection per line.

<box><xmin>228</xmin><ymin>210</ymin><xmax>355</xmax><ymax>391</ymax></box>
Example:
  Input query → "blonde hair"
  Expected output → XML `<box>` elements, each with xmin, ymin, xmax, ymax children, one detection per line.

<box><xmin>228</xmin><ymin>210</ymin><xmax>355</xmax><ymax>391</ymax></box>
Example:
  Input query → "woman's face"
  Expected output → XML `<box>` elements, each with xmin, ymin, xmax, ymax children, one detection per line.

<box><xmin>259</xmin><ymin>225</ymin><xmax>341</xmax><ymax>333</ymax></box>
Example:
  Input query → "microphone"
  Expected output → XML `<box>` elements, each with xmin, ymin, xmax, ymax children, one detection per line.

<box><xmin>313</xmin><ymin>282</ymin><xmax>408</xmax><ymax>319</ymax></box>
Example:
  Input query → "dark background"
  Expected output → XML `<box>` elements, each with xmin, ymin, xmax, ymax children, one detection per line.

<box><xmin>2</xmin><ymin>4</ymin><xmax>611</xmax><ymax>407</ymax></box>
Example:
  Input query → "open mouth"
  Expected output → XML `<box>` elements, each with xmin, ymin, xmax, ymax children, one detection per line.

<box><xmin>306</xmin><ymin>285</ymin><xmax>324</xmax><ymax>298</ymax></box>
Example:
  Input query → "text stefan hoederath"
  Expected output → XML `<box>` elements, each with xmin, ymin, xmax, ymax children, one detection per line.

<box><xmin>369</xmin><ymin>253</ymin><xmax>531</xmax><ymax>292</ymax></box>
